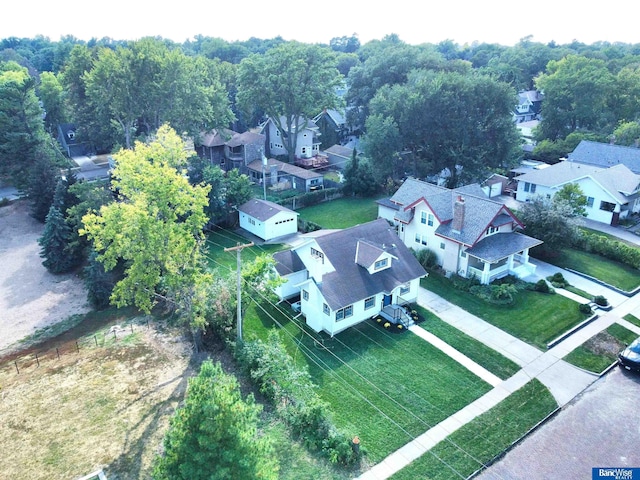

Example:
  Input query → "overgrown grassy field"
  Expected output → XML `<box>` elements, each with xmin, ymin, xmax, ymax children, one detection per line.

<box><xmin>243</xmin><ymin>300</ymin><xmax>492</xmax><ymax>463</ymax></box>
<box><xmin>415</xmin><ymin>307</ymin><xmax>521</xmax><ymax>380</ymax></box>
<box><xmin>391</xmin><ymin>380</ymin><xmax>557</xmax><ymax>479</ymax></box>
<box><xmin>547</xmin><ymin>248</ymin><xmax>640</xmax><ymax>292</ymax></box>
<box><xmin>564</xmin><ymin>323</ymin><xmax>638</xmax><ymax>373</ymax></box>
<box><xmin>421</xmin><ymin>274</ymin><xmax>588</xmax><ymax>349</ymax></box>
<box><xmin>297</xmin><ymin>196</ymin><xmax>381</xmax><ymax>229</ymax></box>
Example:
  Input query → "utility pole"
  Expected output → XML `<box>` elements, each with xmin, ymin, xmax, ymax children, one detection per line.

<box><xmin>224</xmin><ymin>242</ymin><xmax>254</xmax><ymax>343</ymax></box>
<box><xmin>262</xmin><ymin>152</ymin><xmax>268</xmax><ymax>201</ymax></box>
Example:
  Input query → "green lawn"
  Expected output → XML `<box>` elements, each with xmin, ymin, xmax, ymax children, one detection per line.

<box><xmin>546</xmin><ymin>248</ymin><xmax>640</xmax><ymax>292</ymax></box>
<box><xmin>204</xmin><ymin>227</ymin><xmax>285</xmax><ymax>273</ymax></box>
<box><xmin>415</xmin><ymin>307</ymin><xmax>520</xmax><ymax>380</ymax></box>
<box><xmin>421</xmin><ymin>274</ymin><xmax>588</xmax><ymax>350</ymax></box>
<box><xmin>391</xmin><ymin>380</ymin><xmax>557</xmax><ymax>480</ymax></box>
<box><xmin>564</xmin><ymin>324</ymin><xmax>638</xmax><ymax>373</ymax></box>
<box><xmin>624</xmin><ymin>313</ymin><xmax>640</xmax><ymax>328</ymax></box>
<box><xmin>244</xmin><ymin>300</ymin><xmax>492</xmax><ymax>463</ymax></box>
<box><xmin>297</xmin><ymin>196</ymin><xmax>381</xmax><ymax>229</ymax></box>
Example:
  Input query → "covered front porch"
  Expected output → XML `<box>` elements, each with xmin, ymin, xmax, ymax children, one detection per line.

<box><xmin>463</xmin><ymin>232</ymin><xmax>543</xmax><ymax>285</ymax></box>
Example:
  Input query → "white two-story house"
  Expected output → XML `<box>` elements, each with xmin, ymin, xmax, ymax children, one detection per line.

<box><xmin>378</xmin><ymin>179</ymin><xmax>542</xmax><ymax>285</ymax></box>
<box><xmin>261</xmin><ymin>116</ymin><xmax>321</xmax><ymax>160</ymax></box>
<box><xmin>273</xmin><ymin>219</ymin><xmax>427</xmax><ymax>336</ymax></box>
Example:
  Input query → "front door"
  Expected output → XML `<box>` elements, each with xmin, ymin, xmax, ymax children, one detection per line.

<box><xmin>382</xmin><ymin>294</ymin><xmax>392</xmax><ymax>308</ymax></box>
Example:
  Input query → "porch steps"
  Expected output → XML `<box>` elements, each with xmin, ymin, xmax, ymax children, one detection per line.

<box><xmin>379</xmin><ymin>305</ymin><xmax>414</xmax><ymax>329</ymax></box>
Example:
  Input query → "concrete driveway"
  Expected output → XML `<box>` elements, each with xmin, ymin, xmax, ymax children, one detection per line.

<box><xmin>477</xmin><ymin>367</ymin><xmax>640</xmax><ymax>480</ymax></box>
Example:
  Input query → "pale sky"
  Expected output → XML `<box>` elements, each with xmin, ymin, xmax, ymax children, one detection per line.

<box><xmin>3</xmin><ymin>0</ymin><xmax>640</xmax><ymax>47</ymax></box>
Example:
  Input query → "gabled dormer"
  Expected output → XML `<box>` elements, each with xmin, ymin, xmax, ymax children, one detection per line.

<box><xmin>355</xmin><ymin>240</ymin><xmax>397</xmax><ymax>274</ymax></box>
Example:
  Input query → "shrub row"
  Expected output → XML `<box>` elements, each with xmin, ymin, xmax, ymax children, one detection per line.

<box><xmin>237</xmin><ymin>330</ymin><xmax>362</xmax><ymax>466</ymax></box>
<box><xmin>574</xmin><ymin>231</ymin><xmax>640</xmax><ymax>269</ymax></box>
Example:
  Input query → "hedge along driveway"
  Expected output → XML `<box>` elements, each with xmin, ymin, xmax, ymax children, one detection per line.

<box><xmin>243</xmin><ymin>301</ymin><xmax>492</xmax><ymax>464</ymax></box>
<box><xmin>421</xmin><ymin>274</ymin><xmax>589</xmax><ymax>350</ymax></box>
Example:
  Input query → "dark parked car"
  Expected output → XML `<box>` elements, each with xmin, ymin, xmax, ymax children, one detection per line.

<box><xmin>618</xmin><ymin>337</ymin><xmax>640</xmax><ymax>372</ymax></box>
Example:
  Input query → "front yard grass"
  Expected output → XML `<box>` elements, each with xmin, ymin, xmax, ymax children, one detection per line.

<box><xmin>544</xmin><ymin>248</ymin><xmax>640</xmax><ymax>292</ymax></box>
<box><xmin>391</xmin><ymin>379</ymin><xmax>557</xmax><ymax>479</ymax></box>
<box><xmin>421</xmin><ymin>274</ymin><xmax>588</xmax><ymax>350</ymax></box>
<box><xmin>564</xmin><ymin>323</ymin><xmax>638</xmax><ymax>373</ymax></box>
<box><xmin>243</xmin><ymin>300</ymin><xmax>492</xmax><ymax>464</ymax></box>
<box><xmin>415</xmin><ymin>306</ymin><xmax>520</xmax><ymax>380</ymax></box>
<box><xmin>624</xmin><ymin>313</ymin><xmax>640</xmax><ymax>328</ymax></box>
<box><xmin>297</xmin><ymin>196</ymin><xmax>381</xmax><ymax>229</ymax></box>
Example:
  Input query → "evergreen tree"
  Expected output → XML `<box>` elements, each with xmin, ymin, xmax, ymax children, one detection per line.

<box><xmin>84</xmin><ymin>250</ymin><xmax>118</xmax><ymax>309</ymax></box>
<box><xmin>153</xmin><ymin>360</ymin><xmax>278</xmax><ymax>480</ymax></box>
<box><xmin>38</xmin><ymin>205</ymin><xmax>75</xmax><ymax>273</ymax></box>
<box><xmin>343</xmin><ymin>150</ymin><xmax>378</xmax><ymax>197</ymax></box>
<box><xmin>28</xmin><ymin>146</ymin><xmax>60</xmax><ymax>222</ymax></box>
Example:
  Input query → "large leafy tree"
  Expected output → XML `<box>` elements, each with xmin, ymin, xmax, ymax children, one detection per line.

<box><xmin>371</xmin><ymin>69</ymin><xmax>521</xmax><ymax>186</ymax></box>
<box><xmin>518</xmin><ymin>196</ymin><xmax>579</xmax><ymax>257</ymax></box>
<box><xmin>38</xmin><ymin>71</ymin><xmax>68</xmax><ymax>134</ymax></box>
<box><xmin>0</xmin><ymin>61</ymin><xmax>49</xmax><ymax>188</ymax></box>
<box><xmin>237</xmin><ymin>41</ymin><xmax>342</xmax><ymax>163</ymax></box>
<box><xmin>81</xmin><ymin>125</ymin><xmax>212</xmax><ymax>327</ymax></box>
<box><xmin>535</xmin><ymin>55</ymin><xmax>615</xmax><ymax>140</ymax></box>
<box><xmin>153</xmin><ymin>360</ymin><xmax>278</xmax><ymax>480</ymax></box>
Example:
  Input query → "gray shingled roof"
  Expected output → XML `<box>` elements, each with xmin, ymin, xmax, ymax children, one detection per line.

<box><xmin>273</xmin><ymin>250</ymin><xmax>305</xmax><ymax>276</ymax></box>
<box><xmin>226</xmin><ymin>131</ymin><xmax>265</xmax><ymax>148</ymax></box>
<box><xmin>313</xmin><ymin>219</ymin><xmax>427</xmax><ymax>310</ymax></box>
<box><xmin>465</xmin><ymin>233</ymin><xmax>542</xmax><ymax>263</ymax></box>
<box><xmin>323</xmin><ymin>144</ymin><xmax>353</xmax><ymax>158</ymax></box>
<box><xmin>246</xmin><ymin>158</ymin><xmax>323</xmax><ymax>180</ymax></box>
<box><xmin>515</xmin><ymin>161</ymin><xmax>640</xmax><ymax>203</ymax></box>
<box><xmin>355</xmin><ymin>240</ymin><xmax>387</xmax><ymax>269</ymax></box>
<box><xmin>568</xmin><ymin>140</ymin><xmax>640</xmax><ymax>174</ymax></box>
<box><xmin>238</xmin><ymin>199</ymin><xmax>297</xmax><ymax>221</ymax></box>
<box><xmin>376</xmin><ymin>197</ymin><xmax>399</xmax><ymax>210</ymax></box>
<box><xmin>385</xmin><ymin>177</ymin><xmax>517</xmax><ymax>246</ymax></box>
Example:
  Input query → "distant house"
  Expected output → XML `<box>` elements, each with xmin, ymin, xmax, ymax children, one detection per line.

<box><xmin>378</xmin><ymin>178</ymin><xmax>542</xmax><ymax>284</ymax></box>
<box><xmin>567</xmin><ymin>140</ymin><xmax>640</xmax><ymax>174</ymax></box>
<box><xmin>238</xmin><ymin>199</ymin><xmax>298</xmax><ymax>241</ymax></box>
<box><xmin>514</xmin><ymin>160</ymin><xmax>640</xmax><ymax>225</ymax></box>
<box><xmin>261</xmin><ymin>116</ymin><xmax>321</xmax><ymax>160</ymax></box>
<box><xmin>273</xmin><ymin>219</ymin><xmax>427</xmax><ymax>336</ymax></box>
<box><xmin>323</xmin><ymin>144</ymin><xmax>353</xmax><ymax>170</ymax></box>
<box><xmin>514</xmin><ymin>90</ymin><xmax>543</xmax><ymax>123</ymax></box>
<box><xmin>57</xmin><ymin>124</ymin><xmax>88</xmax><ymax>157</ymax></box>
<box><xmin>246</xmin><ymin>158</ymin><xmax>323</xmax><ymax>193</ymax></box>
<box><xmin>197</xmin><ymin>129</ymin><xmax>265</xmax><ymax>172</ymax></box>
<box><xmin>313</xmin><ymin>109</ymin><xmax>349</xmax><ymax>149</ymax></box>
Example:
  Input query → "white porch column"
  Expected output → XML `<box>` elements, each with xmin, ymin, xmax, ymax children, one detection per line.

<box><xmin>482</xmin><ymin>261</ymin><xmax>490</xmax><ymax>284</ymax></box>
<box><xmin>521</xmin><ymin>249</ymin><xmax>530</xmax><ymax>264</ymax></box>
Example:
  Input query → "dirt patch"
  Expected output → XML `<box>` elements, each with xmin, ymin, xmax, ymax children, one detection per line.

<box><xmin>0</xmin><ymin>200</ymin><xmax>90</xmax><ymax>355</ymax></box>
<box><xmin>0</xmin><ymin>321</ymin><xmax>196</xmax><ymax>480</ymax></box>
<box><xmin>582</xmin><ymin>331</ymin><xmax>625</xmax><ymax>356</ymax></box>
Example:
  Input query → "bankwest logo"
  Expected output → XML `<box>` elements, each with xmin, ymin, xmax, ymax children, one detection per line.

<box><xmin>593</xmin><ymin>468</ymin><xmax>639</xmax><ymax>480</ymax></box>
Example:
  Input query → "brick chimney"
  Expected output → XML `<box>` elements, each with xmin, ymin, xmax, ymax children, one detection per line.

<box><xmin>452</xmin><ymin>196</ymin><xmax>465</xmax><ymax>233</ymax></box>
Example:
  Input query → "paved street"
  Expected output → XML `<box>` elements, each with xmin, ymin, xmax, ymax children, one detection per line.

<box><xmin>477</xmin><ymin>367</ymin><xmax>640</xmax><ymax>480</ymax></box>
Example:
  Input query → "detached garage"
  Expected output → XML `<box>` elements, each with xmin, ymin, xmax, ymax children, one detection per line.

<box><xmin>238</xmin><ymin>199</ymin><xmax>298</xmax><ymax>241</ymax></box>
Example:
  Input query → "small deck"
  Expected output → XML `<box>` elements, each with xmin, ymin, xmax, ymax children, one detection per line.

<box><xmin>379</xmin><ymin>305</ymin><xmax>414</xmax><ymax>328</ymax></box>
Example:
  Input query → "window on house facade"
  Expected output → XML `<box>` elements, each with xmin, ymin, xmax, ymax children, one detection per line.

<box><xmin>440</xmin><ymin>242</ymin><xmax>445</xmax><ymax>250</ymax></box>
<box><xmin>399</xmin><ymin>283</ymin><xmax>410</xmax><ymax>295</ymax></box>
<box><xmin>364</xmin><ymin>296</ymin><xmax>375</xmax><ymax>309</ymax></box>
<box><xmin>415</xmin><ymin>234</ymin><xmax>427</xmax><ymax>246</ymax></box>
<box><xmin>374</xmin><ymin>258</ymin><xmax>388</xmax><ymax>270</ymax></box>
<box><xmin>524</xmin><ymin>182</ymin><xmax>536</xmax><ymax>193</ymax></box>
<box><xmin>302</xmin><ymin>290</ymin><xmax>309</xmax><ymax>301</ymax></box>
<box><xmin>486</xmin><ymin>226</ymin><xmax>498</xmax><ymax>235</ymax></box>
<box><xmin>460</xmin><ymin>250</ymin><xmax>467</xmax><ymax>258</ymax></box>
<box><xmin>428</xmin><ymin>214</ymin><xmax>434</xmax><ymax>226</ymax></box>
<box><xmin>421</xmin><ymin>211</ymin><xmax>427</xmax><ymax>224</ymax></box>
<box><xmin>587</xmin><ymin>196</ymin><xmax>595</xmax><ymax>208</ymax></box>
<box><xmin>301</xmin><ymin>147</ymin><xmax>307</xmax><ymax>154</ymax></box>
<box><xmin>599</xmin><ymin>201</ymin><xmax>616</xmax><ymax>212</ymax></box>
<box><xmin>336</xmin><ymin>305</ymin><xmax>353</xmax><ymax>321</ymax></box>
<box><xmin>323</xmin><ymin>303</ymin><xmax>330</xmax><ymax>315</ymax></box>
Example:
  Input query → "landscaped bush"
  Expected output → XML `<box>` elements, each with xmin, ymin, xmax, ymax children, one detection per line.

<box><xmin>547</xmin><ymin>272</ymin><xmax>569</xmax><ymax>288</ymax></box>
<box><xmin>277</xmin><ymin>187</ymin><xmax>342</xmax><ymax>210</ymax></box>
<box><xmin>469</xmin><ymin>283</ymin><xmax>518</xmax><ymax>304</ymax></box>
<box><xmin>534</xmin><ymin>279</ymin><xmax>552</xmax><ymax>293</ymax></box>
<box><xmin>593</xmin><ymin>295</ymin><xmax>609</xmax><ymax>307</ymax></box>
<box><xmin>579</xmin><ymin>303</ymin><xmax>593</xmax><ymax>314</ymax></box>
<box><xmin>298</xmin><ymin>218</ymin><xmax>322</xmax><ymax>233</ymax></box>
<box><xmin>412</xmin><ymin>247</ymin><xmax>438</xmax><ymax>269</ymax></box>
<box><xmin>237</xmin><ymin>331</ymin><xmax>363</xmax><ymax>466</ymax></box>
